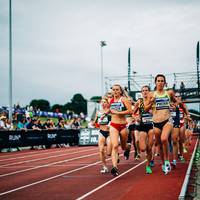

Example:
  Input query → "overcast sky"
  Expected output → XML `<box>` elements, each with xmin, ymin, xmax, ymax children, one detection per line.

<box><xmin>0</xmin><ymin>0</ymin><xmax>200</xmax><ymax>107</ymax></box>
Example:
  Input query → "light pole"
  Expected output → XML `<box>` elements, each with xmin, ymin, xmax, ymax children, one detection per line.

<box><xmin>9</xmin><ymin>0</ymin><xmax>13</xmax><ymax>121</ymax></box>
<box><xmin>100</xmin><ymin>41</ymin><xmax>107</xmax><ymax>96</ymax></box>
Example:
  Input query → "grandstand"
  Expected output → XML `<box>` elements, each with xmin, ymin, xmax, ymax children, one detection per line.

<box><xmin>105</xmin><ymin>71</ymin><xmax>200</xmax><ymax>101</ymax></box>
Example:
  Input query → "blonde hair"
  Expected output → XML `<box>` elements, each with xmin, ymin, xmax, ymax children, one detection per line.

<box><xmin>105</xmin><ymin>91</ymin><xmax>113</xmax><ymax>98</ymax></box>
<box><xmin>111</xmin><ymin>84</ymin><xmax>129</xmax><ymax>97</ymax></box>
<box><xmin>101</xmin><ymin>96</ymin><xmax>109</xmax><ymax>103</ymax></box>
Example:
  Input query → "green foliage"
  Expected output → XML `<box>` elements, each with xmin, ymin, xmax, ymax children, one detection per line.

<box><xmin>29</xmin><ymin>93</ymin><xmax>87</xmax><ymax>115</ymax></box>
<box><xmin>90</xmin><ymin>96</ymin><xmax>101</xmax><ymax>102</ymax></box>
<box><xmin>70</xmin><ymin>93</ymin><xmax>87</xmax><ymax>114</ymax></box>
<box><xmin>51</xmin><ymin>104</ymin><xmax>65</xmax><ymax>113</ymax></box>
<box><xmin>30</xmin><ymin>99</ymin><xmax>50</xmax><ymax>111</ymax></box>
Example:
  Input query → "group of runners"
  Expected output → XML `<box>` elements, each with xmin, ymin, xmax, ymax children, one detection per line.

<box><xmin>94</xmin><ymin>74</ymin><xmax>194</xmax><ymax>177</ymax></box>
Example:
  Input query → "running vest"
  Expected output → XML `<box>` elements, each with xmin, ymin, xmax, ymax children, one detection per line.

<box><xmin>153</xmin><ymin>91</ymin><xmax>170</xmax><ymax>110</ymax></box>
<box><xmin>126</xmin><ymin>105</ymin><xmax>134</xmax><ymax>118</ymax></box>
<box><xmin>170</xmin><ymin>106</ymin><xmax>180</xmax><ymax>126</ymax></box>
<box><xmin>139</xmin><ymin>99</ymin><xmax>153</xmax><ymax>124</ymax></box>
<box><xmin>97</xmin><ymin>111</ymin><xmax>111</xmax><ymax>125</ymax></box>
<box><xmin>179</xmin><ymin>104</ymin><xmax>185</xmax><ymax>124</ymax></box>
<box><xmin>110</xmin><ymin>97</ymin><xmax>126</xmax><ymax>112</ymax></box>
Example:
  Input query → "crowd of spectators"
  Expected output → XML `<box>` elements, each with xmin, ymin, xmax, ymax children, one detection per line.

<box><xmin>14</xmin><ymin>116</ymin><xmax>84</xmax><ymax>131</ymax></box>
<box><xmin>0</xmin><ymin>104</ymin><xmax>90</xmax><ymax>152</ymax></box>
<box><xmin>0</xmin><ymin>104</ymin><xmax>87</xmax><ymax>131</ymax></box>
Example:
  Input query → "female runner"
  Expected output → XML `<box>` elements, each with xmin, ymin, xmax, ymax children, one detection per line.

<box><xmin>146</xmin><ymin>74</ymin><xmax>175</xmax><ymax>175</ymax></box>
<box><xmin>171</xmin><ymin>92</ymin><xmax>190</xmax><ymax>167</ymax></box>
<box><xmin>94</xmin><ymin>96</ymin><xmax>112</xmax><ymax>173</ymax></box>
<box><xmin>175</xmin><ymin>92</ymin><xmax>190</xmax><ymax>161</ymax></box>
<box><xmin>109</xmin><ymin>84</ymin><xmax>132</xmax><ymax>176</ymax></box>
<box><xmin>133</xmin><ymin>85</ymin><xmax>154</xmax><ymax>174</ymax></box>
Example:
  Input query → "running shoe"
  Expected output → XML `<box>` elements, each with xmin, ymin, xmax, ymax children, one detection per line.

<box><xmin>146</xmin><ymin>166</ymin><xmax>152</xmax><ymax>174</ymax></box>
<box><xmin>163</xmin><ymin>160</ymin><xmax>171</xmax><ymax>175</ymax></box>
<box><xmin>165</xmin><ymin>160</ymin><xmax>171</xmax><ymax>171</ymax></box>
<box><xmin>17</xmin><ymin>147</ymin><xmax>22</xmax><ymax>151</ymax></box>
<box><xmin>135</xmin><ymin>153</ymin><xmax>140</xmax><ymax>160</ymax></box>
<box><xmin>100</xmin><ymin>166</ymin><xmax>109</xmax><ymax>174</ymax></box>
<box><xmin>162</xmin><ymin>164</ymin><xmax>166</xmax><ymax>174</ymax></box>
<box><xmin>111</xmin><ymin>167</ymin><xmax>119</xmax><ymax>177</ymax></box>
<box><xmin>124</xmin><ymin>149</ymin><xmax>130</xmax><ymax>160</ymax></box>
<box><xmin>149</xmin><ymin>160</ymin><xmax>154</xmax><ymax>167</ymax></box>
<box><xmin>171</xmin><ymin>159</ymin><xmax>177</xmax><ymax>169</ymax></box>
<box><xmin>179</xmin><ymin>155</ymin><xmax>185</xmax><ymax>162</ymax></box>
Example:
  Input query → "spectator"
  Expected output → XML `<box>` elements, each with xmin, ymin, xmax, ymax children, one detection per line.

<box><xmin>80</xmin><ymin>112</ymin><xmax>85</xmax><ymax>120</ymax></box>
<box><xmin>17</xmin><ymin>118</ymin><xmax>27</xmax><ymax>130</ymax></box>
<box><xmin>71</xmin><ymin>117</ymin><xmax>81</xmax><ymax>129</ymax></box>
<box><xmin>87</xmin><ymin>119</ymin><xmax>95</xmax><ymax>128</ymax></box>
<box><xmin>0</xmin><ymin>115</ymin><xmax>7</xmax><ymax>130</ymax></box>
<box><xmin>25</xmin><ymin>117</ymin><xmax>32</xmax><ymax>129</ymax></box>
<box><xmin>64</xmin><ymin>121</ymin><xmax>71</xmax><ymax>129</ymax></box>
<box><xmin>180</xmin><ymin>81</ymin><xmax>185</xmax><ymax>91</ymax></box>
<box><xmin>172</xmin><ymin>83</ymin><xmax>176</xmax><ymax>90</ymax></box>
<box><xmin>44</xmin><ymin>118</ymin><xmax>55</xmax><ymax>130</ymax></box>
<box><xmin>57</xmin><ymin>118</ymin><xmax>65</xmax><ymax>129</ymax></box>
<box><xmin>5</xmin><ymin>119</ymin><xmax>14</xmax><ymax>130</ymax></box>
<box><xmin>35</xmin><ymin>119</ymin><xmax>44</xmax><ymax>129</ymax></box>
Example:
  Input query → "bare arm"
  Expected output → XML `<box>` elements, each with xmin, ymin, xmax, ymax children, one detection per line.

<box><xmin>167</xmin><ymin>89</ymin><xmax>176</xmax><ymax>103</ymax></box>
<box><xmin>144</xmin><ymin>92</ymin><xmax>154</xmax><ymax>112</ymax></box>
<box><xmin>110</xmin><ymin>97</ymin><xmax>132</xmax><ymax>115</ymax></box>
<box><xmin>132</xmin><ymin>99</ymin><xmax>140</xmax><ymax>115</ymax></box>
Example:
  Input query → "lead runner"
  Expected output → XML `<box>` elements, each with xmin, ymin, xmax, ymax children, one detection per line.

<box><xmin>145</xmin><ymin>74</ymin><xmax>176</xmax><ymax>175</ymax></box>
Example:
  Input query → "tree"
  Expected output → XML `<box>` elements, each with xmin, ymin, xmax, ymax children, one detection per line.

<box><xmin>70</xmin><ymin>93</ymin><xmax>87</xmax><ymax>114</ymax></box>
<box><xmin>90</xmin><ymin>96</ymin><xmax>102</xmax><ymax>103</ymax></box>
<box><xmin>30</xmin><ymin>99</ymin><xmax>50</xmax><ymax>111</ymax></box>
<box><xmin>63</xmin><ymin>102</ymin><xmax>73</xmax><ymax>112</ymax></box>
<box><xmin>29</xmin><ymin>93</ymin><xmax>87</xmax><ymax>114</ymax></box>
<box><xmin>51</xmin><ymin>104</ymin><xmax>64</xmax><ymax>113</ymax></box>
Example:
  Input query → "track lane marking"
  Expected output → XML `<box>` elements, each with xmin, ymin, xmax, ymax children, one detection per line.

<box><xmin>0</xmin><ymin>156</ymin><xmax>102</xmax><ymax>196</ymax></box>
<box><xmin>0</xmin><ymin>151</ymin><xmax>140</xmax><ymax>197</ymax></box>
<box><xmin>0</xmin><ymin>147</ymin><xmax>97</xmax><ymax>162</ymax></box>
<box><xmin>0</xmin><ymin>152</ymin><xmax>98</xmax><ymax>178</ymax></box>
<box><xmin>0</xmin><ymin>148</ymin><xmax>97</xmax><ymax>167</ymax></box>
<box><xmin>76</xmin><ymin>160</ymin><xmax>146</xmax><ymax>200</ymax></box>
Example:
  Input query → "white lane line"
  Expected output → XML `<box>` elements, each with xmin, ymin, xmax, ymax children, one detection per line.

<box><xmin>0</xmin><ymin>158</ymin><xmax>102</xmax><ymax>196</ymax></box>
<box><xmin>76</xmin><ymin>160</ymin><xmax>146</xmax><ymax>200</ymax></box>
<box><xmin>178</xmin><ymin>138</ymin><xmax>199</xmax><ymax>200</ymax></box>
<box><xmin>0</xmin><ymin>148</ymin><xmax>97</xmax><ymax>167</ymax></box>
<box><xmin>0</xmin><ymin>147</ymin><xmax>97</xmax><ymax>162</ymax></box>
<box><xmin>0</xmin><ymin>148</ymin><xmax>66</xmax><ymax>159</ymax></box>
<box><xmin>0</xmin><ymin>162</ymin><xmax>137</xmax><ymax>169</ymax></box>
<box><xmin>0</xmin><ymin>151</ymin><xmax>137</xmax><ymax>196</ymax></box>
<box><xmin>0</xmin><ymin>163</ymin><xmax>100</xmax><ymax>169</ymax></box>
<box><xmin>0</xmin><ymin>152</ymin><xmax>98</xmax><ymax>178</ymax></box>
<box><xmin>0</xmin><ymin>150</ymin><xmax>45</xmax><ymax>158</ymax></box>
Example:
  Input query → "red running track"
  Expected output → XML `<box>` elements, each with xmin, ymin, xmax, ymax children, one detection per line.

<box><xmin>0</xmin><ymin>136</ymin><xmax>198</xmax><ymax>200</ymax></box>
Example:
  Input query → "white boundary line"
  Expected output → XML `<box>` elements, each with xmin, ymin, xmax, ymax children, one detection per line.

<box><xmin>0</xmin><ymin>147</ymin><xmax>70</xmax><ymax>159</ymax></box>
<box><xmin>0</xmin><ymin>159</ymin><xmax>102</xmax><ymax>196</ymax></box>
<box><xmin>0</xmin><ymin>148</ymin><xmax>97</xmax><ymax>167</ymax></box>
<box><xmin>76</xmin><ymin>160</ymin><xmax>146</xmax><ymax>200</ymax></box>
<box><xmin>0</xmin><ymin>151</ymin><xmax>137</xmax><ymax>196</ymax></box>
<box><xmin>0</xmin><ymin>146</ymin><xmax>96</xmax><ymax>162</ymax></box>
<box><xmin>0</xmin><ymin>152</ymin><xmax>98</xmax><ymax>178</ymax></box>
<box><xmin>178</xmin><ymin>138</ymin><xmax>199</xmax><ymax>200</ymax></box>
